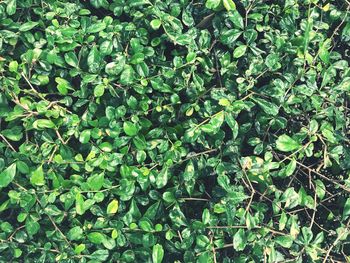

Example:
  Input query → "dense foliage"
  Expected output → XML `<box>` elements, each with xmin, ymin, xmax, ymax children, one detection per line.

<box><xmin>0</xmin><ymin>0</ymin><xmax>350</xmax><ymax>262</ymax></box>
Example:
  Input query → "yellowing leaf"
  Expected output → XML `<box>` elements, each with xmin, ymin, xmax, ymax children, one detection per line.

<box><xmin>322</xmin><ymin>3</ymin><xmax>330</xmax><ymax>12</ymax></box>
<box><xmin>107</xmin><ymin>199</ymin><xmax>119</xmax><ymax>214</ymax></box>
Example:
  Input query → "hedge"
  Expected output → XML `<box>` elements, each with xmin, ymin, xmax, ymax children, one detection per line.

<box><xmin>0</xmin><ymin>0</ymin><xmax>350</xmax><ymax>262</ymax></box>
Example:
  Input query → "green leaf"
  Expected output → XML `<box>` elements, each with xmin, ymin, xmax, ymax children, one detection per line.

<box><xmin>205</xmin><ymin>0</ymin><xmax>221</xmax><ymax>10</ymax></box>
<box><xmin>120</xmin><ymin>65</ymin><xmax>135</xmax><ymax>85</ymax></box>
<box><xmin>276</xmin><ymin>135</ymin><xmax>301</xmax><ymax>152</ymax></box>
<box><xmin>253</xmin><ymin>97</ymin><xmax>279</xmax><ymax>116</ymax></box>
<box><xmin>87</xmin><ymin>46</ymin><xmax>102</xmax><ymax>73</ymax></box>
<box><xmin>88</xmin><ymin>232</ymin><xmax>106</xmax><ymax>244</ymax></box>
<box><xmin>64</xmin><ymin>52</ymin><xmax>79</xmax><ymax>68</ymax></box>
<box><xmin>315</xmin><ymin>179</ymin><xmax>326</xmax><ymax>200</ymax></box>
<box><xmin>25</xmin><ymin>216</ymin><xmax>40</xmax><ymax>236</ymax></box>
<box><xmin>225</xmin><ymin>113</ymin><xmax>239</xmax><ymax>139</ymax></box>
<box><xmin>183</xmin><ymin>127</ymin><xmax>201</xmax><ymax>143</ymax></box>
<box><xmin>2</xmin><ymin>127</ymin><xmax>23</xmax><ymax>141</ymax></box>
<box><xmin>105</xmin><ymin>55</ymin><xmax>125</xmax><ymax>75</ymax></box>
<box><xmin>19</xmin><ymin>21</ymin><xmax>39</xmax><ymax>32</ymax></box>
<box><xmin>343</xmin><ymin>198</ymin><xmax>350</xmax><ymax>220</ymax></box>
<box><xmin>67</xmin><ymin>226</ymin><xmax>83</xmax><ymax>241</ymax></box>
<box><xmin>75</xmin><ymin>244</ymin><xmax>86</xmax><ymax>254</ymax></box>
<box><xmin>87</xmin><ymin>22</ymin><xmax>106</xmax><ymax>33</ymax></box>
<box><xmin>55</xmin><ymin>77</ymin><xmax>71</xmax><ymax>95</ymax></box>
<box><xmin>30</xmin><ymin>165</ymin><xmax>45</xmax><ymax>186</ymax></box>
<box><xmin>228</xmin><ymin>10</ymin><xmax>244</xmax><ymax>29</ymax></box>
<box><xmin>233</xmin><ymin>45</ymin><xmax>247</xmax><ymax>58</ymax></box>
<box><xmin>285</xmin><ymin>158</ymin><xmax>296</xmax><ymax>177</ymax></box>
<box><xmin>87</xmin><ymin>172</ymin><xmax>104</xmax><ymax>191</ymax></box>
<box><xmin>100</xmin><ymin>40</ymin><xmax>113</xmax><ymax>55</ymax></box>
<box><xmin>209</xmin><ymin>111</ymin><xmax>224</xmax><ymax>129</ymax></box>
<box><xmin>123</xmin><ymin>121</ymin><xmax>138</xmax><ymax>136</ymax></box>
<box><xmin>233</xmin><ymin>229</ymin><xmax>246</xmax><ymax>251</ymax></box>
<box><xmin>0</xmin><ymin>163</ymin><xmax>16</xmax><ymax>188</ymax></box>
<box><xmin>94</xmin><ymin>84</ymin><xmax>105</xmax><ymax>97</ymax></box>
<box><xmin>76</xmin><ymin>193</ymin><xmax>85</xmax><ymax>215</ymax></box>
<box><xmin>156</xmin><ymin>167</ymin><xmax>169</xmax><ymax>189</ymax></box>
<box><xmin>6</xmin><ymin>0</ymin><xmax>16</xmax><ymax>15</ymax></box>
<box><xmin>90</xmin><ymin>250</ymin><xmax>109</xmax><ymax>261</ymax></box>
<box><xmin>99</xmin><ymin>142</ymin><xmax>112</xmax><ymax>152</ymax></box>
<box><xmin>265</xmin><ymin>53</ymin><xmax>280</xmax><ymax>70</ymax></box>
<box><xmin>223</xmin><ymin>0</ymin><xmax>236</xmax><ymax>11</ymax></box>
<box><xmin>79</xmin><ymin>130</ymin><xmax>91</xmax><ymax>144</ymax></box>
<box><xmin>282</xmin><ymin>187</ymin><xmax>300</xmax><ymax>209</ymax></box>
<box><xmin>183</xmin><ymin>160</ymin><xmax>195</xmax><ymax>195</ymax></box>
<box><xmin>32</xmin><ymin>119</ymin><xmax>56</xmax><ymax>130</ymax></box>
<box><xmin>152</xmin><ymin>244</ymin><xmax>164</xmax><ymax>263</ymax></box>
<box><xmin>139</xmin><ymin>218</ymin><xmax>153</xmax><ymax>232</ymax></box>
<box><xmin>279</xmin><ymin>211</ymin><xmax>287</xmax><ymax>231</ymax></box>
<box><xmin>9</xmin><ymin>61</ymin><xmax>18</xmax><ymax>72</ymax></box>
<box><xmin>275</xmin><ymin>235</ymin><xmax>294</xmax><ymax>248</ymax></box>
<box><xmin>107</xmin><ymin>199</ymin><xmax>119</xmax><ymax>214</ymax></box>
<box><xmin>150</xmin><ymin>19</ymin><xmax>162</xmax><ymax>30</ymax></box>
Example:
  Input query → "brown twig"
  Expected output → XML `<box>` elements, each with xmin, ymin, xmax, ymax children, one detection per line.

<box><xmin>0</xmin><ymin>134</ymin><xmax>17</xmax><ymax>152</ymax></box>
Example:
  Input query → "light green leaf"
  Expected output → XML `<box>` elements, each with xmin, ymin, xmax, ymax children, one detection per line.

<box><xmin>123</xmin><ymin>121</ymin><xmax>138</xmax><ymax>136</ymax></box>
<box><xmin>87</xmin><ymin>172</ymin><xmax>104</xmax><ymax>191</ymax></box>
<box><xmin>253</xmin><ymin>97</ymin><xmax>279</xmax><ymax>116</ymax></box>
<box><xmin>209</xmin><ymin>111</ymin><xmax>224</xmax><ymax>129</ymax></box>
<box><xmin>275</xmin><ymin>235</ymin><xmax>294</xmax><ymax>248</ymax></box>
<box><xmin>152</xmin><ymin>244</ymin><xmax>164</xmax><ymax>263</ymax></box>
<box><xmin>285</xmin><ymin>158</ymin><xmax>296</xmax><ymax>177</ymax></box>
<box><xmin>233</xmin><ymin>229</ymin><xmax>246</xmax><ymax>251</ymax></box>
<box><xmin>79</xmin><ymin>130</ymin><xmax>91</xmax><ymax>144</ymax></box>
<box><xmin>76</xmin><ymin>193</ymin><xmax>85</xmax><ymax>215</ymax></box>
<box><xmin>150</xmin><ymin>19</ymin><xmax>162</xmax><ymax>30</ymax></box>
<box><xmin>9</xmin><ymin>61</ymin><xmax>18</xmax><ymax>72</ymax></box>
<box><xmin>139</xmin><ymin>218</ymin><xmax>153</xmax><ymax>232</ymax></box>
<box><xmin>19</xmin><ymin>21</ymin><xmax>39</xmax><ymax>32</ymax></box>
<box><xmin>233</xmin><ymin>45</ymin><xmax>247</xmax><ymax>58</ymax></box>
<box><xmin>99</xmin><ymin>142</ymin><xmax>112</xmax><ymax>152</ymax></box>
<box><xmin>32</xmin><ymin>119</ymin><xmax>56</xmax><ymax>130</ymax></box>
<box><xmin>64</xmin><ymin>52</ymin><xmax>79</xmax><ymax>68</ymax></box>
<box><xmin>276</xmin><ymin>135</ymin><xmax>301</xmax><ymax>152</ymax></box>
<box><xmin>25</xmin><ymin>216</ymin><xmax>40</xmax><ymax>236</ymax></box>
<box><xmin>87</xmin><ymin>46</ymin><xmax>102</xmax><ymax>73</ymax></box>
<box><xmin>0</xmin><ymin>163</ymin><xmax>16</xmax><ymax>188</ymax></box>
<box><xmin>315</xmin><ymin>179</ymin><xmax>326</xmax><ymax>200</ymax></box>
<box><xmin>67</xmin><ymin>226</ymin><xmax>83</xmax><ymax>241</ymax></box>
<box><xmin>87</xmin><ymin>22</ymin><xmax>106</xmax><ymax>33</ymax></box>
<box><xmin>225</xmin><ymin>113</ymin><xmax>239</xmax><ymax>139</ymax></box>
<box><xmin>88</xmin><ymin>232</ymin><xmax>106</xmax><ymax>244</ymax></box>
<box><xmin>75</xmin><ymin>244</ymin><xmax>86</xmax><ymax>254</ymax></box>
<box><xmin>30</xmin><ymin>165</ymin><xmax>45</xmax><ymax>186</ymax></box>
<box><xmin>223</xmin><ymin>0</ymin><xmax>236</xmax><ymax>11</ymax></box>
<box><xmin>55</xmin><ymin>77</ymin><xmax>71</xmax><ymax>95</ymax></box>
<box><xmin>156</xmin><ymin>167</ymin><xmax>169</xmax><ymax>189</ymax></box>
<box><xmin>6</xmin><ymin>0</ymin><xmax>16</xmax><ymax>15</ymax></box>
<box><xmin>120</xmin><ymin>65</ymin><xmax>135</xmax><ymax>85</ymax></box>
<box><xmin>94</xmin><ymin>84</ymin><xmax>105</xmax><ymax>97</ymax></box>
<box><xmin>205</xmin><ymin>0</ymin><xmax>221</xmax><ymax>10</ymax></box>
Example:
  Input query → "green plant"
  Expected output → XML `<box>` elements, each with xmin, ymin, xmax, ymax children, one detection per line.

<box><xmin>0</xmin><ymin>0</ymin><xmax>350</xmax><ymax>262</ymax></box>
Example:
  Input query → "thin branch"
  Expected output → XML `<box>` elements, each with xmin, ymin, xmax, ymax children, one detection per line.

<box><xmin>0</xmin><ymin>134</ymin><xmax>17</xmax><ymax>152</ymax></box>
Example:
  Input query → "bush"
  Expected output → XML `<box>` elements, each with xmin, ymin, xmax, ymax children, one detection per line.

<box><xmin>0</xmin><ymin>0</ymin><xmax>350</xmax><ymax>262</ymax></box>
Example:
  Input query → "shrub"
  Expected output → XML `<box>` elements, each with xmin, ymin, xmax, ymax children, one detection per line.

<box><xmin>0</xmin><ymin>0</ymin><xmax>350</xmax><ymax>262</ymax></box>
